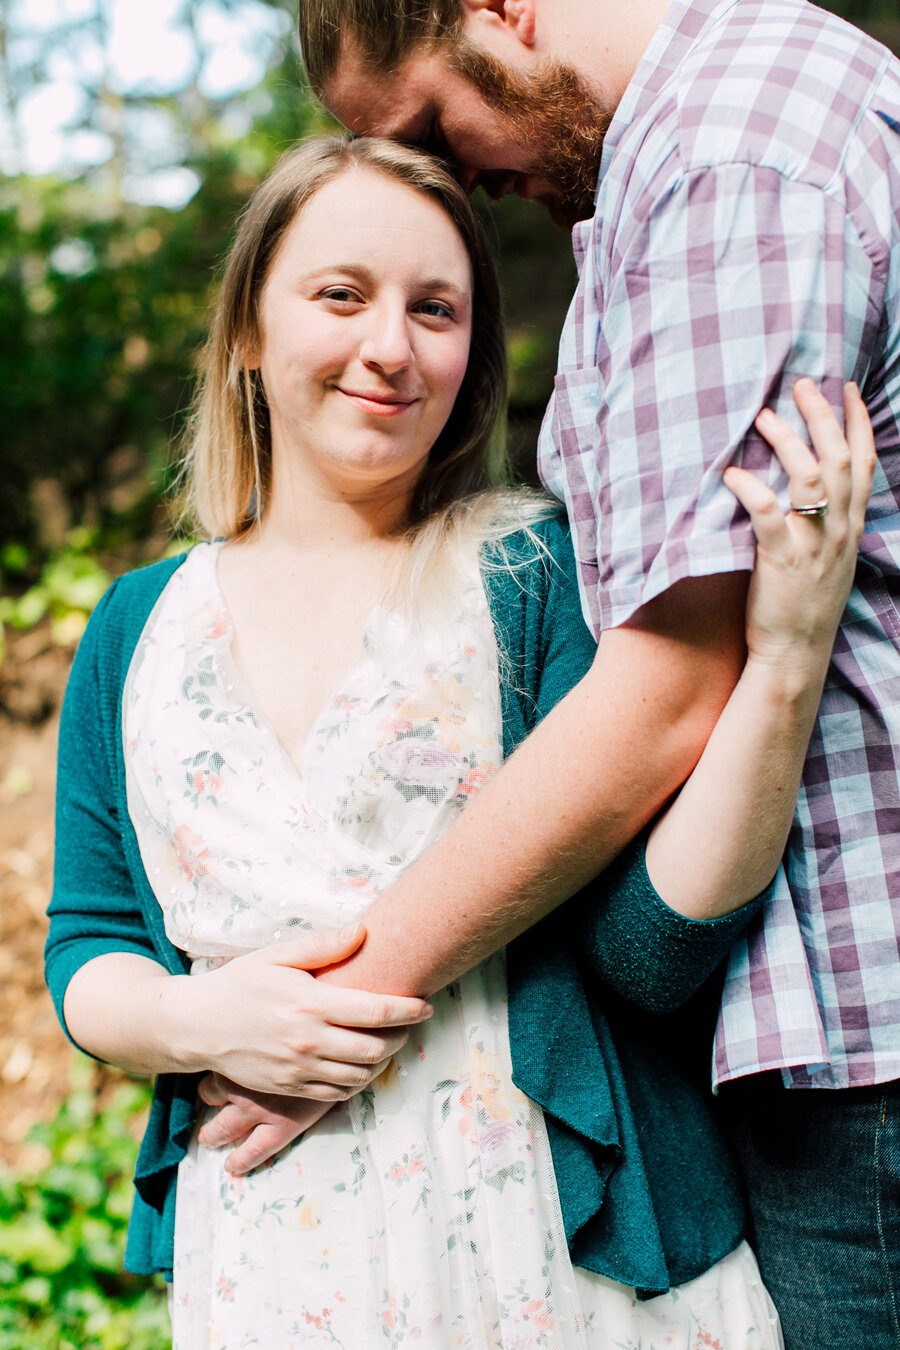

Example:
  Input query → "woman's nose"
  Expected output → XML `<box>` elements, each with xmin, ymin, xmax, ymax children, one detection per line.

<box><xmin>359</xmin><ymin>305</ymin><xmax>414</xmax><ymax>375</ymax></box>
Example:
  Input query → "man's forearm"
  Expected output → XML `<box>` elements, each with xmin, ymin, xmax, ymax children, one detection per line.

<box><xmin>321</xmin><ymin>574</ymin><xmax>749</xmax><ymax>998</ymax></box>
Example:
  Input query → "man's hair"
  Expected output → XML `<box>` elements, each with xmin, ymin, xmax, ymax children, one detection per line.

<box><xmin>178</xmin><ymin>135</ymin><xmax>508</xmax><ymax>541</ymax></box>
<box><xmin>297</xmin><ymin>1</ymin><xmax>464</xmax><ymax>91</ymax></box>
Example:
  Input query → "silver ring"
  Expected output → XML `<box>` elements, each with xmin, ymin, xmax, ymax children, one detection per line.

<box><xmin>790</xmin><ymin>497</ymin><xmax>829</xmax><ymax>518</ymax></box>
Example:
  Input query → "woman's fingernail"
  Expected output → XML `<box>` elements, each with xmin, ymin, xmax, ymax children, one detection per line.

<box><xmin>756</xmin><ymin>408</ymin><xmax>775</xmax><ymax>427</ymax></box>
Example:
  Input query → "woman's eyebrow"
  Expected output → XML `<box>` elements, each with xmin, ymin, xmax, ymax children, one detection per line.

<box><xmin>298</xmin><ymin>264</ymin><xmax>470</xmax><ymax>300</ymax></box>
<box><xmin>298</xmin><ymin>263</ymin><xmax>374</xmax><ymax>285</ymax></box>
<box><xmin>418</xmin><ymin>278</ymin><xmax>470</xmax><ymax>300</ymax></box>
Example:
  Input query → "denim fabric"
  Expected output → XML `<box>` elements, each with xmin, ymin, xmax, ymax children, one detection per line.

<box><xmin>719</xmin><ymin>1074</ymin><xmax>900</xmax><ymax>1349</ymax></box>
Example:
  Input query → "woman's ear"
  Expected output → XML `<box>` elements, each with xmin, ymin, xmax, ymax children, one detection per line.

<box><xmin>458</xmin><ymin>0</ymin><xmax>537</xmax><ymax>48</ymax></box>
<box><xmin>242</xmin><ymin>340</ymin><xmax>261</xmax><ymax>372</ymax></box>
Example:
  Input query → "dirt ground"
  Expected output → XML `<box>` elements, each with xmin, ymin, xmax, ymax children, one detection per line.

<box><xmin>0</xmin><ymin>623</ymin><xmax>124</xmax><ymax>1172</ymax></box>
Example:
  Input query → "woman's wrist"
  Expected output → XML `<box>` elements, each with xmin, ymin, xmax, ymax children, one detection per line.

<box><xmin>153</xmin><ymin>971</ymin><xmax>217</xmax><ymax>1075</ymax></box>
<box><xmin>742</xmin><ymin>641</ymin><xmax>833</xmax><ymax>707</ymax></box>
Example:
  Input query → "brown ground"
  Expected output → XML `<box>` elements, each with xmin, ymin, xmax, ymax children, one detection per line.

<box><xmin>0</xmin><ymin>622</ymin><xmax>124</xmax><ymax>1172</ymax></box>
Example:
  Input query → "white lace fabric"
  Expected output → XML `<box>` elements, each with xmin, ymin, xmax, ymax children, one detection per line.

<box><xmin>124</xmin><ymin>541</ymin><xmax>782</xmax><ymax>1349</ymax></box>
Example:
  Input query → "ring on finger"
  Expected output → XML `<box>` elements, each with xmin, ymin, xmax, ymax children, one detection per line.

<box><xmin>790</xmin><ymin>496</ymin><xmax>829</xmax><ymax>518</ymax></box>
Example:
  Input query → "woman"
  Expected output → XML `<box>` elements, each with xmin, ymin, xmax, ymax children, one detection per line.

<box><xmin>46</xmin><ymin>136</ymin><xmax>872</xmax><ymax>1348</ymax></box>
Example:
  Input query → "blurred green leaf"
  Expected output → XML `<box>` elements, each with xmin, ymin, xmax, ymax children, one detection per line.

<box><xmin>0</xmin><ymin>1059</ymin><xmax>169</xmax><ymax>1349</ymax></box>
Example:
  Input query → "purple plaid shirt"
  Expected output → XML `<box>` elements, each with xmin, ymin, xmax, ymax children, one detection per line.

<box><xmin>538</xmin><ymin>0</ymin><xmax>900</xmax><ymax>1089</ymax></box>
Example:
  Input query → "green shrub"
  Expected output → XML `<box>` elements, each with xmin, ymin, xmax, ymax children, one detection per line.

<box><xmin>0</xmin><ymin>530</ymin><xmax>112</xmax><ymax>665</ymax></box>
<box><xmin>0</xmin><ymin>1061</ymin><xmax>170</xmax><ymax>1349</ymax></box>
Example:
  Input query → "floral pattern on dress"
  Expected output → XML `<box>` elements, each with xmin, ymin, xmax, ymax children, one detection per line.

<box><xmin>125</xmin><ymin>542</ymin><xmax>783</xmax><ymax>1350</ymax></box>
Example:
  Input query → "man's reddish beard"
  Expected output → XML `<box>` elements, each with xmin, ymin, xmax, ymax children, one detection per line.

<box><xmin>450</xmin><ymin>40</ymin><xmax>611</xmax><ymax>230</ymax></box>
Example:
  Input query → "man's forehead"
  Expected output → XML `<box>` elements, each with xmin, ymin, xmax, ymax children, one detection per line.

<box><xmin>322</xmin><ymin>42</ymin><xmax>449</xmax><ymax>141</ymax></box>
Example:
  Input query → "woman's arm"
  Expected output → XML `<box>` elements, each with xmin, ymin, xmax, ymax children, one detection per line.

<box><xmin>62</xmin><ymin>927</ymin><xmax>432</xmax><ymax>1095</ymax></box>
<box><xmin>643</xmin><ymin>380</ymin><xmax>874</xmax><ymax>912</ymax></box>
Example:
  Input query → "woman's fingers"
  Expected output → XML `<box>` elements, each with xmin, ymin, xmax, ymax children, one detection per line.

<box><xmin>843</xmin><ymin>382</ymin><xmax>876</xmax><ymax>537</ymax></box>
<box><xmin>306</xmin><ymin>982</ymin><xmax>433</xmax><ymax>1032</ymax></box>
<box><xmin>789</xmin><ymin>378</ymin><xmax>851</xmax><ymax>514</ymax></box>
<box><xmin>749</xmin><ymin>379</ymin><xmax>873</xmax><ymax>535</ymax></box>
<box><xmin>723</xmin><ymin>466</ymin><xmax>788</xmax><ymax>553</ymax></box>
<box><xmin>267</xmin><ymin>939</ymin><xmax>433</xmax><ymax>1030</ymax></box>
<box><xmin>754</xmin><ymin>400</ymin><xmax>827</xmax><ymax>515</ymax></box>
<box><xmin>269</xmin><ymin>922</ymin><xmax>367</xmax><ymax>972</ymax></box>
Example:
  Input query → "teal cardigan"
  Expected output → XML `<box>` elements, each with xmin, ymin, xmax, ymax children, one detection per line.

<box><xmin>45</xmin><ymin>515</ymin><xmax>761</xmax><ymax>1298</ymax></box>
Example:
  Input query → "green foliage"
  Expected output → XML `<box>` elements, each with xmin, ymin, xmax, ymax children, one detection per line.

<box><xmin>0</xmin><ymin>0</ymin><xmax>892</xmax><ymax>559</ymax></box>
<box><xmin>0</xmin><ymin>530</ymin><xmax>112</xmax><ymax>663</ymax></box>
<box><xmin>0</xmin><ymin>0</ymin><xmax>333</xmax><ymax>555</ymax></box>
<box><xmin>0</xmin><ymin>1062</ymin><xmax>169</xmax><ymax>1349</ymax></box>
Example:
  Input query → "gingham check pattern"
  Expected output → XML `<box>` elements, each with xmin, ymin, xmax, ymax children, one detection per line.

<box><xmin>538</xmin><ymin>0</ymin><xmax>900</xmax><ymax>1088</ymax></box>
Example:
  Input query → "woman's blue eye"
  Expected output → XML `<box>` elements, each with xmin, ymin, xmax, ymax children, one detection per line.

<box><xmin>418</xmin><ymin>300</ymin><xmax>454</xmax><ymax>319</ymax></box>
<box><xmin>322</xmin><ymin>287</ymin><xmax>359</xmax><ymax>302</ymax></box>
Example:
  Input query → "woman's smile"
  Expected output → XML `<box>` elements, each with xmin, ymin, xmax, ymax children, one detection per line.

<box><xmin>335</xmin><ymin>385</ymin><xmax>420</xmax><ymax>416</ymax></box>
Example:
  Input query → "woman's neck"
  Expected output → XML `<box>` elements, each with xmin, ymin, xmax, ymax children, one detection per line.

<box><xmin>255</xmin><ymin>452</ymin><xmax>420</xmax><ymax>555</ymax></box>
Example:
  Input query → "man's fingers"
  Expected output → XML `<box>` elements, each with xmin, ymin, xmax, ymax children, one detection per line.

<box><xmin>271</xmin><ymin>922</ymin><xmax>367</xmax><ymax>971</ymax></box>
<box><xmin>224</xmin><ymin>1122</ymin><xmax>303</xmax><ymax>1175</ymax></box>
<box><xmin>224</xmin><ymin>1102</ymin><xmax>333</xmax><ymax>1175</ymax></box>
<box><xmin>197</xmin><ymin>1071</ymin><xmax>231</xmax><ymax>1108</ymax></box>
<box><xmin>198</xmin><ymin>1101</ymin><xmax>254</xmax><ymax>1149</ymax></box>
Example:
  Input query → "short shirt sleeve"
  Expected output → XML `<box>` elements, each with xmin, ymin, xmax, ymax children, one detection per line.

<box><xmin>547</xmin><ymin>162</ymin><xmax>862</xmax><ymax>633</ymax></box>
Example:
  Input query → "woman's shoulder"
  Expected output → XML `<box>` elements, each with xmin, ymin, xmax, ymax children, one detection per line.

<box><xmin>74</xmin><ymin>550</ymin><xmax>192</xmax><ymax>682</ymax></box>
<box><xmin>105</xmin><ymin>550</ymin><xmax>191</xmax><ymax>610</ymax></box>
<box><xmin>482</xmin><ymin>497</ymin><xmax>571</xmax><ymax>559</ymax></box>
<box><xmin>476</xmin><ymin>493</ymin><xmax>573</xmax><ymax>583</ymax></box>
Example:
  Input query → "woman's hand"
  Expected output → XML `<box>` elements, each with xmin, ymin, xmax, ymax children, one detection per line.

<box><xmin>179</xmin><ymin>922</ymin><xmax>432</xmax><ymax>1096</ymax></box>
<box><xmin>724</xmin><ymin>379</ymin><xmax>875</xmax><ymax>674</ymax></box>
<box><xmin>196</xmin><ymin>1075</ymin><xmax>331</xmax><ymax>1175</ymax></box>
<box><xmin>63</xmin><ymin>926</ymin><xmax>433</xmax><ymax>1092</ymax></box>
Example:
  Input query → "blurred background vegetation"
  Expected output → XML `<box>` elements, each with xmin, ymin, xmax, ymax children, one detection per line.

<box><xmin>0</xmin><ymin>0</ymin><xmax>896</xmax><ymax>1345</ymax></box>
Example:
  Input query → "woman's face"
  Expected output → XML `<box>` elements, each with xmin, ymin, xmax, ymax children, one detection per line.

<box><xmin>250</xmin><ymin>166</ymin><xmax>474</xmax><ymax>506</ymax></box>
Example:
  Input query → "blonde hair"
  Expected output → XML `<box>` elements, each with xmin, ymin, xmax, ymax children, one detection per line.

<box><xmin>179</xmin><ymin>135</ymin><xmax>508</xmax><ymax>540</ymax></box>
<box><xmin>297</xmin><ymin>1</ymin><xmax>463</xmax><ymax>92</ymax></box>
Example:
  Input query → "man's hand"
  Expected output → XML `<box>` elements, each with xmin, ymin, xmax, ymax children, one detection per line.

<box><xmin>196</xmin><ymin>1074</ymin><xmax>331</xmax><ymax>1175</ymax></box>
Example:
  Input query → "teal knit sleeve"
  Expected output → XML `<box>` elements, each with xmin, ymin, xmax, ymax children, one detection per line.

<box><xmin>45</xmin><ymin>580</ymin><xmax>175</xmax><ymax>1047</ymax></box>
<box><xmin>573</xmin><ymin>836</ymin><xmax>767</xmax><ymax>1014</ymax></box>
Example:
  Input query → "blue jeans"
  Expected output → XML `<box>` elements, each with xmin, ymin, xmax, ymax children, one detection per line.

<box><xmin>719</xmin><ymin>1073</ymin><xmax>900</xmax><ymax>1350</ymax></box>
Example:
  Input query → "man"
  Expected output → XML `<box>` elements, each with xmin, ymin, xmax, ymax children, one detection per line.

<box><xmin>291</xmin><ymin>1</ymin><xmax>900</xmax><ymax>1345</ymax></box>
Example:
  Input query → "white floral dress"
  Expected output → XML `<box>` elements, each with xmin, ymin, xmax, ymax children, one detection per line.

<box><xmin>123</xmin><ymin>542</ymin><xmax>782</xmax><ymax>1350</ymax></box>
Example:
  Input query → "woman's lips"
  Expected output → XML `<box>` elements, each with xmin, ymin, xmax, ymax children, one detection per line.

<box><xmin>339</xmin><ymin>388</ymin><xmax>418</xmax><ymax>417</ymax></box>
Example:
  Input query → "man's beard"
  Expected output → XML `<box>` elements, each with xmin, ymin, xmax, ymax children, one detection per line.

<box><xmin>451</xmin><ymin>40</ymin><xmax>611</xmax><ymax>230</ymax></box>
